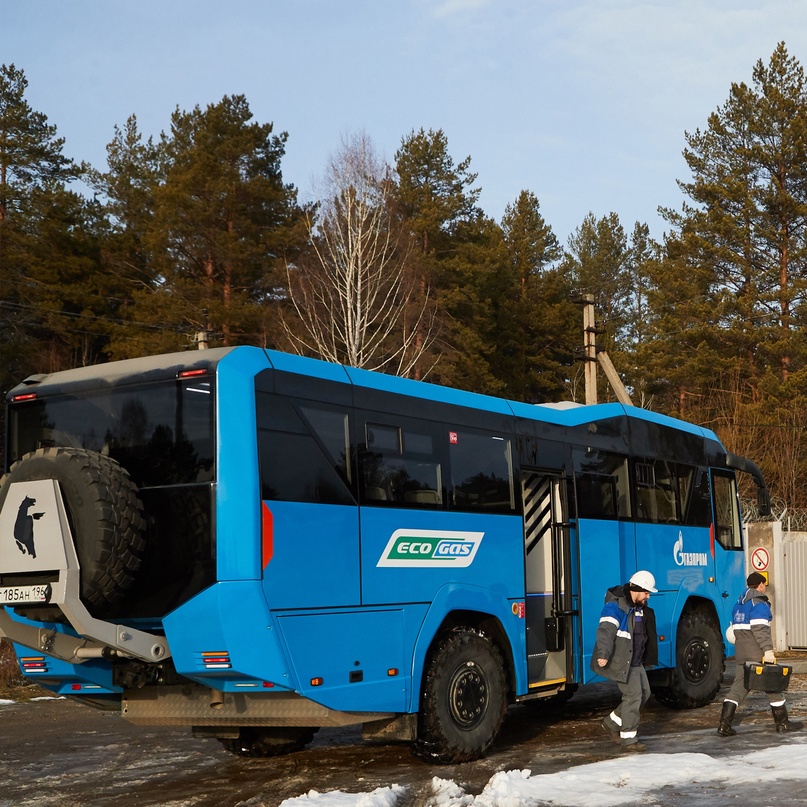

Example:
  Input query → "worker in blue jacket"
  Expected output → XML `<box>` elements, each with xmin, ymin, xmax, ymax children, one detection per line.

<box><xmin>718</xmin><ymin>571</ymin><xmax>802</xmax><ymax>736</ymax></box>
<box><xmin>592</xmin><ymin>570</ymin><xmax>659</xmax><ymax>752</ymax></box>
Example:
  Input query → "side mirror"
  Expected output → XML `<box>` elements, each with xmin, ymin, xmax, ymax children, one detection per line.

<box><xmin>757</xmin><ymin>487</ymin><xmax>771</xmax><ymax>518</ymax></box>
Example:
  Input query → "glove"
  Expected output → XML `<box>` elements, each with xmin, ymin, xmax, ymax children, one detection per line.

<box><xmin>763</xmin><ymin>650</ymin><xmax>776</xmax><ymax>665</ymax></box>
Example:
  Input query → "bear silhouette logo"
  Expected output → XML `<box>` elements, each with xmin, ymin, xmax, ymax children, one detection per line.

<box><xmin>14</xmin><ymin>495</ymin><xmax>45</xmax><ymax>559</ymax></box>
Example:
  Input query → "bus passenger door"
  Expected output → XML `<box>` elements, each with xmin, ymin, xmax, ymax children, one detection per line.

<box><xmin>522</xmin><ymin>470</ymin><xmax>576</xmax><ymax>689</ymax></box>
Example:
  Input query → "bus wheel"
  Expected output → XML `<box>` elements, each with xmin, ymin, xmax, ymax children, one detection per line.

<box><xmin>218</xmin><ymin>727</ymin><xmax>318</xmax><ymax>757</ymax></box>
<box><xmin>0</xmin><ymin>447</ymin><xmax>146</xmax><ymax>617</ymax></box>
<box><xmin>414</xmin><ymin>627</ymin><xmax>508</xmax><ymax>763</ymax></box>
<box><xmin>652</xmin><ymin>607</ymin><xmax>724</xmax><ymax>709</ymax></box>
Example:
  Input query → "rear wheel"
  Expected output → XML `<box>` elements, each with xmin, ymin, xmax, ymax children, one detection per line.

<box><xmin>652</xmin><ymin>607</ymin><xmax>724</xmax><ymax>708</ymax></box>
<box><xmin>414</xmin><ymin>627</ymin><xmax>508</xmax><ymax>763</ymax></box>
<box><xmin>218</xmin><ymin>727</ymin><xmax>318</xmax><ymax>757</ymax></box>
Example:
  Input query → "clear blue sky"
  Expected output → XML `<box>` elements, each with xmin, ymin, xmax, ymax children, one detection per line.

<box><xmin>5</xmin><ymin>1</ymin><xmax>805</xmax><ymax>245</ymax></box>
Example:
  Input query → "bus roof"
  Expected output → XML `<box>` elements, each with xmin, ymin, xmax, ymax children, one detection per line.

<box><xmin>8</xmin><ymin>345</ymin><xmax>721</xmax><ymax>446</ymax></box>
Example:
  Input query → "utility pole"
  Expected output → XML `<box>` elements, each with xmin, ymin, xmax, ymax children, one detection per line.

<box><xmin>575</xmin><ymin>294</ymin><xmax>633</xmax><ymax>407</ymax></box>
<box><xmin>195</xmin><ymin>331</ymin><xmax>210</xmax><ymax>350</ymax></box>
<box><xmin>580</xmin><ymin>294</ymin><xmax>599</xmax><ymax>405</ymax></box>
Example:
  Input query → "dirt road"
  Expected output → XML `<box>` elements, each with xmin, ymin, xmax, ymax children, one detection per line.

<box><xmin>2</xmin><ymin>666</ymin><xmax>807</xmax><ymax>807</ymax></box>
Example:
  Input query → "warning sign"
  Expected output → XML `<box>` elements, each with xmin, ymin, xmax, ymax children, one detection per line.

<box><xmin>751</xmin><ymin>546</ymin><xmax>770</xmax><ymax>571</ymax></box>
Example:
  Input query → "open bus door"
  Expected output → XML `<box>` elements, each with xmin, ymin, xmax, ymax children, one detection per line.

<box><xmin>521</xmin><ymin>470</ymin><xmax>577</xmax><ymax>691</ymax></box>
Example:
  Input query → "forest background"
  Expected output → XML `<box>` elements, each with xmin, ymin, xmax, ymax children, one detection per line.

<box><xmin>2</xmin><ymin>43</ymin><xmax>807</xmax><ymax>516</ymax></box>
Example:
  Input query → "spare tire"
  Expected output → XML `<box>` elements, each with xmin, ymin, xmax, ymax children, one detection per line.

<box><xmin>0</xmin><ymin>447</ymin><xmax>147</xmax><ymax>617</ymax></box>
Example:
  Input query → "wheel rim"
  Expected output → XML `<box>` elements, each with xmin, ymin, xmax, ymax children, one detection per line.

<box><xmin>681</xmin><ymin>637</ymin><xmax>711</xmax><ymax>684</ymax></box>
<box><xmin>448</xmin><ymin>661</ymin><xmax>488</xmax><ymax>729</ymax></box>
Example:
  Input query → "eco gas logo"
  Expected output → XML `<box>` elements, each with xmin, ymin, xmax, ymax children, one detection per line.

<box><xmin>377</xmin><ymin>529</ymin><xmax>484</xmax><ymax>568</ymax></box>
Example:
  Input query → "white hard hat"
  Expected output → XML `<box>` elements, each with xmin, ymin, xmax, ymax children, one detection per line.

<box><xmin>629</xmin><ymin>570</ymin><xmax>658</xmax><ymax>593</ymax></box>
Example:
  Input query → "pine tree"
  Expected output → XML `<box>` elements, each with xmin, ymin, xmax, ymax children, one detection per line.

<box><xmin>497</xmin><ymin>190</ymin><xmax>574</xmax><ymax>401</ymax></box>
<box><xmin>0</xmin><ymin>64</ymin><xmax>106</xmax><ymax>380</ymax></box>
<box><xmin>94</xmin><ymin>96</ymin><xmax>308</xmax><ymax>356</ymax></box>
<box><xmin>394</xmin><ymin>128</ymin><xmax>482</xmax><ymax>382</ymax></box>
<box><xmin>663</xmin><ymin>42</ymin><xmax>807</xmax><ymax>386</ymax></box>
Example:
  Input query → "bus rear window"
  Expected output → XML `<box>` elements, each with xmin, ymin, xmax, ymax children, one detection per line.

<box><xmin>8</xmin><ymin>379</ymin><xmax>215</xmax><ymax>487</ymax></box>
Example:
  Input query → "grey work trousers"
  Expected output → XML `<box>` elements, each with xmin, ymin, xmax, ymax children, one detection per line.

<box><xmin>726</xmin><ymin>631</ymin><xmax>784</xmax><ymax>708</ymax></box>
<box><xmin>609</xmin><ymin>664</ymin><xmax>651</xmax><ymax>739</ymax></box>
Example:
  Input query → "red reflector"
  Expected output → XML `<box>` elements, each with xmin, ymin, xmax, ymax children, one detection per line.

<box><xmin>11</xmin><ymin>392</ymin><xmax>37</xmax><ymax>402</ymax></box>
<box><xmin>262</xmin><ymin>503</ymin><xmax>274</xmax><ymax>569</ymax></box>
<box><xmin>178</xmin><ymin>368</ymin><xmax>207</xmax><ymax>378</ymax></box>
<box><xmin>262</xmin><ymin>681</ymin><xmax>274</xmax><ymax>688</ymax></box>
<box><xmin>310</xmin><ymin>677</ymin><xmax>323</xmax><ymax>687</ymax></box>
<box><xmin>71</xmin><ymin>684</ymin><xmax>81</xmax><ymax>690</ymax></box>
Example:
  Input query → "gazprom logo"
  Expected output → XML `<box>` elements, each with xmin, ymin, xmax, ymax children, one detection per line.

<box><xmin>377</xmin><ymin>529</ymin><xmax>484</xmax><ymax>568</ymax></box>
<box><xmin>673</xmin><ymin>531</ymin><xmax>708</xmax><ymax>567</ymax></box>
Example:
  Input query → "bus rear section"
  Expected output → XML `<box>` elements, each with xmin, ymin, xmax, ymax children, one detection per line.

<box><xmin>0</xmin><ymin>345</ymin><xmax>771</xmax><ymax>762</ymax></box>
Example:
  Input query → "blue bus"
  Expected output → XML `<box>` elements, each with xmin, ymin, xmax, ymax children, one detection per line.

<box><xmin>0</xmin><ymin>346</ymin><xmax>770</xmax><ymax>762</ymax></box>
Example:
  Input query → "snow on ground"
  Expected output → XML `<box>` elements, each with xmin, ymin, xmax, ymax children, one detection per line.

<box><xmin>277</xmin><ymin>785</ymin><xmax>407</xmax><ymax>807</ymax></box>
<box><xmin>278</xmin><ymin>743</ymin><xmax>807</xmax><ymax>807</ymax></box>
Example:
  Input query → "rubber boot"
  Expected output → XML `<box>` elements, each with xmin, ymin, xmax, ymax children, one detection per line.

<box><xmin>717</xmin><ymin>700</ymin><xmax>737</xmax><ymax>737</ymax></box>
<box><xmin>772</xmin><ymin>703</ymin><xmax>803</xmax><ymax>732</ymax></box>
<box><xmin>601</xmin><ymin>715</ymin><xmax>621</xmax><ymax>745</ymax></box>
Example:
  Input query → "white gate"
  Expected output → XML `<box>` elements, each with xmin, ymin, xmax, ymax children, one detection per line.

<box><xmin>782</xmin><ymin>534</ymin><xmax>807</xmax><ymax>649</ymax></box>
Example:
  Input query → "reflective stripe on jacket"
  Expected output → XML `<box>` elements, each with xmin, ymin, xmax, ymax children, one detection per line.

<box><xmin>731</xmin><ymin>587</ymin><xmax>773</xmax><ymax>653</ymax></box>
<box><xmin>590</xmin><ymin>583</ymin><xmax>658</xmax><ymax>683</ymax></box>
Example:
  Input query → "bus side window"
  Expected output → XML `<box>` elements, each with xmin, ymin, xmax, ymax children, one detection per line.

<box><xmin>634</xmin><ymin>459</ymin><xmax>680</xmax><ymax>523</ymax></box>
<box><xmin>682</xmin><ymin>466</ymin><xmax>712</xmax><ymax>527</ymax></box>
<box><xmin>713</xmin><ymin>472</ymin><xmax>742</xmax><ymax>549</ymax></box>
<box><xmin>256</xmin><ymin>394</ymin><xmax>355</xmax><ymax>505</ymax></box>
<box><xmin>360</xmin><ymin>421</ymin><xmax>443</xmax><ymax>507</ymax></box>
<box><xmin>299</xmin><ymin>405</ymin><xmax>352</xmax><ymax>485</ymax></box>
<box><xmin>573</xmin><ymin>449</ymin><xmax>630</xmax><ymax>519</ymax></box>
<box><xmin>450</xmin><ymin>431</ymin><xmax>515</xmax><ymax>513</ymax></box>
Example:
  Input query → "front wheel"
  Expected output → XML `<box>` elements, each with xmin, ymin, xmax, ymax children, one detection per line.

<box><xmin>414</xmin><ymin>627</ymin><xmax>508</xmax><ymax>763</ymax></box>
<box><xmin>651</xmin><ymin>607</ymin><xmax>724</xmax><ymax>709</ymax></box>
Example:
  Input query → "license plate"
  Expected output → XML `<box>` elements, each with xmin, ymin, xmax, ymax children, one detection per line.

<box><xmin>0</xmin><ymin>584</ymin><xmax>51</xmax><ymax>604</ymax></box>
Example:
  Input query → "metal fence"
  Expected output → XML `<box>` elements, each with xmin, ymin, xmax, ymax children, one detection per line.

<box><xmin>741</xmin><ymin>497</ymin><xmax>807</xmax><ymax>531</ymax></box>
<box><xmin>782</xmin><ymin>538</ymin><xmax>807</xmax><ymax>648</ymax></box>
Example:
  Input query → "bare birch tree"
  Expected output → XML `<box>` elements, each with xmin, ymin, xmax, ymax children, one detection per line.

<box><xmin>284</xmin><ymin>132</ymin><xmax>433</xmax><ymax>375</ymax></box>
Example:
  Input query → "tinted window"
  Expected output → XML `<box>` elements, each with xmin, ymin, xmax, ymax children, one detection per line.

<box><xmin>633</xmin><ymin>458</ymin><xmax>680</xmax><ymax>523</ymax></box>
<box><xmin>574</xmin><ymin>449</ymin><xmax>630</xmax><ymax>519</ymax></box>
<box><xmin>257</xmin><ymin>394</ymin><xmax>354</xmax><ymax>505</ymax></box>
<box><xmin>714</xmin><ymin>472</ymin><xmax>742</xmax><ymax>549</ymax></box>
<box><xmin>682</xmin><ymin>466</ymin><xmax>712</xmax><ymax>527</ymax></box>
<box><xmin>450</xmin><ymin>430</ymin><xmax>515</xmax><ymax>513</ymax></box>
<box><xmin>9</xmin><ymin>379</ymin><xmax>215</xmax><ymax>487</ymax></box>
<box><xmin>360</xmin><ymin>419</ymin><xmax>442</xmax><ymax>507</ymax></box>
<box><xmin>300</xmin><ymin>405</ymin><xmax>352</xmax><ymax>484</ymax></box>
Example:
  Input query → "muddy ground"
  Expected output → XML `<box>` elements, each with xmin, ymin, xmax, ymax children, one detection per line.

<box><xmin>2</xmin><ymin>661</ymin><xmax>807</xmax><ymax>807</ymax></box>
